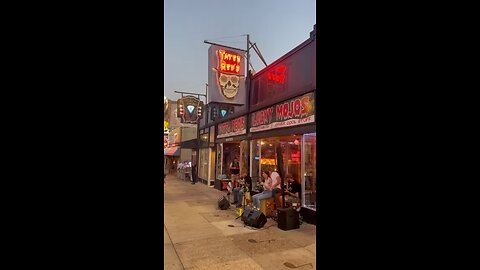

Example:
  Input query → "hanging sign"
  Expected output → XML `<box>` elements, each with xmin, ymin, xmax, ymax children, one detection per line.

<box><xmin>208</xmin><ymin>45</ymin><xmax>246</xmax><ymax>104</ymax></box>
<box><xmin>164</xmin><ymin>120</ymin><xmax>169</xmax><ymax>134</ymax></box>
<box><xmin>164</xmin><ymin>134</ymin><xmax>169</xmax><ymax>149</ymax></box>
<box><xmin>217</xmin><ymin>116</ymin><xmax>247</xmax><ymax>138</ymax></box>
<box><xmin>250</xmin><ymin>92</ymin><xmax>315</xmax><ymax>133</ymax></box>
<box><xmin>177</xmin><ymin>96</ymin><xmax>204</xmax><ymax>124</ymax></box>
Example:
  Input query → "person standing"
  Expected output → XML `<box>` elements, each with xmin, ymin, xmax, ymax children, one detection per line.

<box><xmin>191</xmin><ymin>164</ymin><xmax>198</xmax><ymax>185</ymax></box>
<box><xmin>229</xmin><ymin>157</ymin><xmax>240</xmax><ymax>179</ymax></box>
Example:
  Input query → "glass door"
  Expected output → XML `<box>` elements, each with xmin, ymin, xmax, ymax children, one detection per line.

<box><xmin>302</xmin><ymin>133</ymin><xmax>316</xmax><ymax>210</ymax></box>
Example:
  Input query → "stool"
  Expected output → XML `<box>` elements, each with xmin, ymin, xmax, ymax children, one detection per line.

<box><xmin>259</xmin><ymin>197</ymin><xmax>275</xmax><ymax>217</ymax></box>
<box><xmin>274</xmin><ymin>193</ymin><xmax>282</xmax><ymax>209</ymax></box>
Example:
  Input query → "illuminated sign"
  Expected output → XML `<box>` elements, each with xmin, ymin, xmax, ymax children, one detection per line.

<box><xmin>177</xmin><ymin>96</ymin><xmax>204</xmax><ymax>124</ymax></box>
<box><xmin>267</xmin><ymin>65</ymin><xmax>287</xmax><ymax>84</ymax></box>
<box><xmin>291</xmin><ymin>151</ymin><xmax>301</xmax><ymax>162</ymax></box>
<box><xmin>164</xmin><ymin>97</ymin><xmax>169</xmax><ymax>119</ymax></box>
<box><xmin>164</xmin><ymin>121</ymin><xmax>169</xmax><ymax>133</ymax></box>
<box><xmin>250</xmin><ymin>92</ymin><xmax>315</xmax><ymax>133</ymax></box>
<box><xmin>215</xmin><ymin>49</ymin><xmax>242</xmax><ymax>99</ymax></box>
<box><xmin>164</xmin><ymin>134</ymin><xmax>168</xmax><ymax>149</ymax></box>
<box><xmin>207</xmin><ymin>45</ymin><xmax>246</xmax><ymax>104</ymax></box>
<box><xmin>217</xmin><ymin>50</ymin><xmax>241</xmax><ymax>74</ymax></box>
<box><xmin>217</xmin><ymin>116</ymin><xmax>247</xmax><ymax>138</ymax></box>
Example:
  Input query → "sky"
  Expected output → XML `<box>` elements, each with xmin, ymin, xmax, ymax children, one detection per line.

<box><xmin>164</xmin><ymin>0</ymin><xmax>316</xmax><ymax>101</ymax></box>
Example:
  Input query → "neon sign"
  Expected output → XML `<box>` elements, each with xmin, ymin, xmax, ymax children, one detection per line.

<box><xmin>164</xmin><ymin>120</ymin><xmax>169</xmax><ymax>133</ymax></box>
<box><xmin>267</xmin><ymin>65</ymin><xmax>287</xmax><ymax>84</ymax></box>
<box><xmin>217</xmin><ymin>50</ymin><xmax>241</xmax><ymax>74</ymax></box>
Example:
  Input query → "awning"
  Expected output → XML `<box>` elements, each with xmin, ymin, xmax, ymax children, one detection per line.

<box><xmin>164</xmin><ymin>147</ymin><xmax>180</xmax><ymax>156</ymax></box>
<box><xmin>181</xmin><ymin>139</ymin><xmax>198</xmax><ymax>149</ymax></box>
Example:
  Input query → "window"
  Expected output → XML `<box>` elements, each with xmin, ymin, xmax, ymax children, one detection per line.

<box><xmin>303</xmin><ymin>133</ymin><xmax>316</xmax><ymax>210</ymax></box>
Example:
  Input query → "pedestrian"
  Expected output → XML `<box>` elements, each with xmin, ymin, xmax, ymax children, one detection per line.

<box><xmin>191</xmin><ymin>164</ymin><xmax>197</xmax><ymax>184</ymax></box>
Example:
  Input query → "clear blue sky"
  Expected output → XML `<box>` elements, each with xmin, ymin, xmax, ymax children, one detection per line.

<box><xmin>164</xmin><ymin>0</ymin><xmax>316</xmax><ymax>100</ymax></box>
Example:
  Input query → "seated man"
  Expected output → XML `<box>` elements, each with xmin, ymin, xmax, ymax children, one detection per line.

<box><xmin>235</xmin><ymin>172</ymin><xmax>252</xmax><ymax>207</ymax></box>
<box><xmin>280</xmin><ymin>174</ymin><xmax>302</xmax><ymax>210</ymax></box>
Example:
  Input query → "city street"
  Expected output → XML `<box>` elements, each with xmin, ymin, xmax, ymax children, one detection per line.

<box><xmin>164</xmin><ymin>174</ymin><xmax>316</xmax><ymax>270</ymax></box>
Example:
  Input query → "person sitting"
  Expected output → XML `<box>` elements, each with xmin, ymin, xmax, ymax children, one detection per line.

<box><xmin>234</xmin><ymin>172</ymin><xmax>252</xmax><ymax>207</ymax></box>
<box><xmin>251</xmin><ymin>171</ymin><xmax>273</xmax><ymax>209</ymax></box>
<box><xmin>227</xmin><ymin>176</ymin><xmax>240</xmax><ymax>203</ymax></box>
<box><xmin>280</xmin><ymin>174</ymin><xmax>302</xmax><ymax>210</ymax></box>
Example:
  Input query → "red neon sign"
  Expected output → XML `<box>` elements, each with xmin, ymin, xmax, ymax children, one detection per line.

<box><xmin>267</xmin><ymin>65</ymin><xmax>287</xmax><ymax>84</ymax></box>
<box><xmin>217</xmin><ymin>50</ymin><xmax>241</xmax><ymax>74</ymax></box>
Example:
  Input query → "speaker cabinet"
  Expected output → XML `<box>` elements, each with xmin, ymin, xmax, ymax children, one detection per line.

<box><xmin>277</xmin><ymin>208</ymin><xmax>299</xmax><ymax>231</ymax></box>
<box><xmin>241</xmin><ymin>206</ymin><xmax>267</xmax><ymax>228</ymax></box>
<box><xmin>218</xmin><ymin>196</ymin><xmax>230</xmax><ymax>210</ymax></box>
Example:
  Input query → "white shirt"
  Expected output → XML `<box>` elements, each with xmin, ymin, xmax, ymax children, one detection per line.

<box><xmin>270</xmin><ymin>172</ymin><xmax>281</xmax><ymax>189</ymax></box>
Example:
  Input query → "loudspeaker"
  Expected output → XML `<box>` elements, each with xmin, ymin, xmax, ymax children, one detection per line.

<box><xmin>218</xmin><ymin>196</ymin><xmax>230</xmax><ymax>210</ymax></box>
<box><xmin>241</xmin><ymin>206</ymin><xmax>267</xmax><ymax>228</ymax></box>
<box><xmin>241</xmin><ymin>207</ymin><xmax>253</xmax><ymax>222</ymax></box>
<box><xmin>277</xmin><ymin>208</ymin><xmax>299</xmax><ymax>231</ymax></box>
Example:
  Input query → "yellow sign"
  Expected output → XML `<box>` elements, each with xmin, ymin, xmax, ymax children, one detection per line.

<box><xmin>164</xmin><ymin>120</ymin><xmax>169</xmax><ymax>131</ymax></box>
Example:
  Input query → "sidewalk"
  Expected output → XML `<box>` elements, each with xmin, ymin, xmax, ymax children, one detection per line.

<box><xmin>164</xmin><ymin>174</ymin><xmax>316</xmax><ymax>270</ymax></box>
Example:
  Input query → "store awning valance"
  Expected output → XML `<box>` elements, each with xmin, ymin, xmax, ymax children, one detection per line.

<box><xmin>181</xmin><ymin>139</ymin><xmax>198</xmax><ymax>149</ymax></box>
<box><xmin>164</xmin><ymin>147</ymin><xmax>180</xmax><ymax>156</ymax></box>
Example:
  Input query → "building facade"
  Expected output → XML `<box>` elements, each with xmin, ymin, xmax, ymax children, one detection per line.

<box><xmin>197</xmin><ymin>25</ymin><xmax>317</xmax><ymax>223</ymax></box>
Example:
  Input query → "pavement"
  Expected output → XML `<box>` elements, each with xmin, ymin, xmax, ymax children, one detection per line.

<box><xmin>164</xmin><ymin>174</ymin><xmax>316</xmax><ymax>270</ymax></box>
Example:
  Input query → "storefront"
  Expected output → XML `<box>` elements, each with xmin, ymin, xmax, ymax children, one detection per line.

<box><xmin>247</xmin><ymin>25</ymin><xmax>317</xmax><ymax>223</ymax></box>
<box><xmin>248</xmin><ymin>92</ymin><xmax>317</xmax><ymax>221</ymax></box>
<box><xmin>214</xmin><ymin>115</ymin><xmax>248</xmax><ymax>190</ymax></box>
<box><xmin>197</xmin><ymin>126</ymin><xmax>216</xmax><ymax>186</ymax></box>
<box><xmin>198</xmin><ymin>25</ymin><xmax>316</xmax><ymax>222</ymax></box>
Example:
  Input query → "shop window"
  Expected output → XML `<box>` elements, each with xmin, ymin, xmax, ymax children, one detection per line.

<box><xmin>251</xmin><ymin>140</ymin><xmax>261</xmax><ymax>183</ymax></box>
<box><xmin>222</xmin><ymin>143</ymin><xmax>240</xmax><ymax>178</ymax></box>
<box><xmin>216</xmin><ymin>143</ymin><xmax>223</xmax><ymax>180</ymax></box>
<box><xmin>303</xmin><ymin>133</ymin><xmax>316</xmax><ymax>210</ymax></box>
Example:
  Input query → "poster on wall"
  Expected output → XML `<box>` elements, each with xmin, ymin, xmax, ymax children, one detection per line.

<box><xmin>217</xmin><ymin>116</ymin><xmax>247</xmax><ymax>138</ymax></box>
<box><xmin>250</xmin><ymin>92</ymin><xmax>315</xmax><ymax>133</ymax></box>
<box><xmin>208</xmin><ymin>45</ymin><xmax>246</xmax><ymax>104</ymax></box>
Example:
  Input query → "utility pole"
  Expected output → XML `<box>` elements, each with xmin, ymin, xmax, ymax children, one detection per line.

<box><xmin>246</xmin><ymin>34</ymin><xmax>251</xmax><ymax>176</ymax></box>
